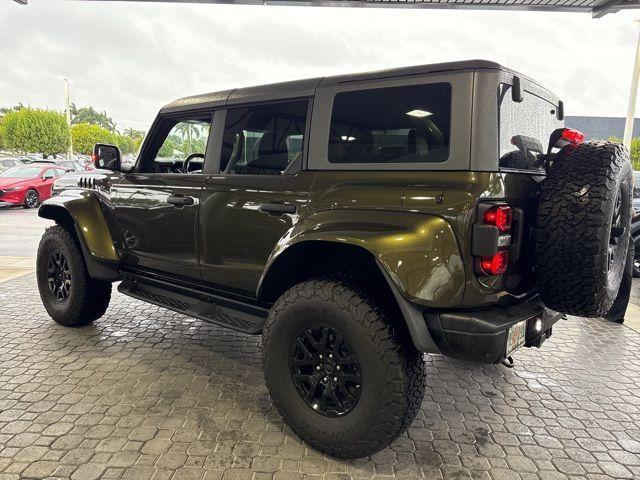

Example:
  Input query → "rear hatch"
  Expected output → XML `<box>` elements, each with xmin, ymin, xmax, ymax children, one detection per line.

<box><xmin>468</xmin><ymin>78</ymin><xmax>563</xmax><ymax>303</ymax></box>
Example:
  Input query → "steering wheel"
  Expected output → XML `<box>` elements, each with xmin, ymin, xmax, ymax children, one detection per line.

<box><xmin>182</xmin><ymin>153</ymin><xmax>205</xmax><ymax>174</ymax></box>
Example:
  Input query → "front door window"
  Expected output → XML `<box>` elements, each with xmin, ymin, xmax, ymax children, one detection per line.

<box><xmin>141</xmin><ymin>117</ymin><xmax>212</xmax><ymax>174</ymax></box>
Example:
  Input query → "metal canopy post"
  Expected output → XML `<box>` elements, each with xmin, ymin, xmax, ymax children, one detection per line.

<box><xmin>624</xmin><ymin>22</ymin><xmax>640</xmax><ymax>149</ymax></box>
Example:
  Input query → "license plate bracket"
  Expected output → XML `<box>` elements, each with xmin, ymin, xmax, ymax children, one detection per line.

<box><xmin>506</xmin><ymin>320</ymin><xmax>527</xmax><ymax>356</ymax></box>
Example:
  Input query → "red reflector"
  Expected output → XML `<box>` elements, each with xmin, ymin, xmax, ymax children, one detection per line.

<box><xmin>483</xmin><ymin>205</ymin><xmax>512</xmax><ymax>233</ymax></box>
<box><xmin>480</xmin><ymin>250</ymin><xmax>509</xmax><ymax>276</ymax></box>
<box><xmin>561</xmin><ymin>128</ymin><xmax>584</xmax><ymax>145</ymax></box>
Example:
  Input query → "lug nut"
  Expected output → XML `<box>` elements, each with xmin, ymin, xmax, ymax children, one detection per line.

<box><xmin>316</xmin><ymin>366</ymin><xmax>321</xmax><ymax>371</ymax></box>
<box><xmin>319</xmin><ymin>354</ymin><xmax>323</xmax><ymax>359</ymax></box>
<box><xmin>336</xmin><ymin>365</ymin><xmax>341</xmax><ymax>370</ymax></box>
<box><xmin>333</xmin><ymin>377</ymin><xmax>338</xmax><ymax>382</ymax></box>
<box><xmin>323</xmin><ymin>376</ymin><xmax>328</xmax><ymax>381</ymax></box>
<box><xmin>328</xmin><ymin>354</ymin><xmax>333</xmax><ymax>359</ymax></box>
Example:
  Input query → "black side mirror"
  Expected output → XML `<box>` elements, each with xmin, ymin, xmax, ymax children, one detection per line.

<box><xmin>93</xmin><ymin>143</ymin><xmax>122</xmax><ymax>172</ymax></box>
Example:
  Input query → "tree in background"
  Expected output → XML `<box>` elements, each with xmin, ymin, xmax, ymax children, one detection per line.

<box><xmin>70</xmin><ymin>104</ymin><xmax>116</xmax><ymax>131</ymax></box>
<box><xmin>0</xmin><ymin>108</ymin><xmax>69</xmax><ymax>157</ymax></box>
<box><xmin>116</xmin><ymin>135</ymin><xmax>136</xmax><ymax>155</ymax></box>
<box><xmin>158</xmin><ymin>139</ymin><xmax>175</xmax><ymax>158</ymax></box>
<box><xmin>71</xmin><ymin>123</ymin><xmax>116</xmax><ymax>154</ymax></box>
<box><xmin>124</xmin><ymin>127</ymin><xmax>145</xmax><ymax>138</ymax></box>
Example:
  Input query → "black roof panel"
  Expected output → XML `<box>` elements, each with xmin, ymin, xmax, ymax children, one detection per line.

<box><xmin>161</xmin><ymin>59</ymin><xmax>507</xmax><ymax>112</ymax></box>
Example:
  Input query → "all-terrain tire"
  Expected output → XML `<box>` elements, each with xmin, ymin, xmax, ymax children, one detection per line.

<box><xmin>36</xmin><ymin>225</ymin><xmax>112</xmax><ymax>326</ymax></box>
<box><xmin>262</xmin><ymin>279</ymin><xmax>426</xmax><ymax>459</ymax></box>
<box><xmin>535</xmin><ymin>141</ymin><xmax>632</xmax><ymax>317</ymax></box>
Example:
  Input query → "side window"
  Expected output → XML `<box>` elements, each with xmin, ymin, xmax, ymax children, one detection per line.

<box><xmin>498</xmin><ymin>84</ymin><xmax>562</xmax><ymax>172</ymax></box>
<box><xmin>142</xmin><ymin>116</ymin><xmax>212</xmax><ymax>174</ymax></box>
<box><xmin>328</xmin><ymin>83</ymin><xmax>451</xmax><ymax>165</ymax></box>
<box><xmin>221</xmin><ymin>101</ymin><xmax>308</xmax><ymax>175</ymax></box>
<box><xmin>55</xmin><ymin>168</ymin><xmax>66</xmax><ymax>177</ymax></box>
<box><xmin>42</xmin><ymin>169</ymin><xmax>55</xmax><ymax>179</ymax></box>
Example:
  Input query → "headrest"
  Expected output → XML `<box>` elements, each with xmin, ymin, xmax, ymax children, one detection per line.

<box><xmin>247</xmin><ymin>131</ymin><xmax>290</xmax><ymax>172</ymax></box>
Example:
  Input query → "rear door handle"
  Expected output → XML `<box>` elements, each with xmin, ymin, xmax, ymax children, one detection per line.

<box><xmin>167</xmin><ymin>195</ymin><xmax>195</xmax><ymax>206</ymax></box>
<box><xmin>259</xmin><ymin>203</ymin><xmax>296</xmax><ymax>215</ymax></box>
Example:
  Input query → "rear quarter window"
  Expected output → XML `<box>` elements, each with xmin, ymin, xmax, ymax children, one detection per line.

<box><xmin>328</xmin><ymin>83</ymin><xmax>451</xmax><ymax>165</ymax></box>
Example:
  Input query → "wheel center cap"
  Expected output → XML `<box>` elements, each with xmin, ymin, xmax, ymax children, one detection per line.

<box><xmin>322</xmin><ymin>364</ymin><xmax>333</xmax><ymax>374</ymax></box>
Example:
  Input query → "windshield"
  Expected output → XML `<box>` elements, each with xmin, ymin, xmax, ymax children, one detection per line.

<box><xmin>0</xmin><ymin>166</ymin><xmax>42</xmax><ymax>178</ymax></box>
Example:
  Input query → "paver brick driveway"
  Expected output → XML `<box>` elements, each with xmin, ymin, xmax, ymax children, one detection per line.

<box><xmin>1</xmin><ymin>273</ymin><xmax>640</xmax><ymax>480</ymax></box>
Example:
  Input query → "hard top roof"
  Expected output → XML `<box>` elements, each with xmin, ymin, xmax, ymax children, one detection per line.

<box><xmin>161</xmin><ymin>59</ymin><xmax>532</xmax><ymax>114</ymax></box>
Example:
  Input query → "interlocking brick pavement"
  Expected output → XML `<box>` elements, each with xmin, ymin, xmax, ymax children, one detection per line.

<box><xmin>1</xmin><ymin>273</ymin><xmax>640</xmax><ymax>479</ymax></box>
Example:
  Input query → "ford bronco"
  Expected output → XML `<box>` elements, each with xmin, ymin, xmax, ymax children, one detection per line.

<box><xmin>36</xmin><ymin>60</ymin><xmax>632</xmax><ymax>459</ymax></box>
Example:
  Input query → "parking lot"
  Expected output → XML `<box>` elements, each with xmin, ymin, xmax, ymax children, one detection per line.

<box><xmin>2</xmin><ymin>207</ymin><xmax>640</xmax><ymax>479</ymax></box>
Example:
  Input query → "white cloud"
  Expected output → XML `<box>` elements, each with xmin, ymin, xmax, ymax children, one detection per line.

<box><xmin>0</xmin><ymin>0</ymin><xmax>638</xmax><ymax>130</ymax></box>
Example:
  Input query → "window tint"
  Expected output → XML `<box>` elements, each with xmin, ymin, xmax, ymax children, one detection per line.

<box><xmin>43</xmin><ymin>169</ymin><xmax>56</xmax><ymax>179</ymax></box>
<box><xmin>328</xmin><ymin>83</ymin><xmax>451</xmax><ymax>165</ymax></box>
<box><xmin>499</xmin><ymin>84</ymin><xmax>562</xmax><ymax>172</ymax></box>
<box><xmin>221</xmin><ymin>101</ymin><xmax>308</xmax><ymax>175</ymax></box>
<box><xmin>145</xmin><ymin>117</ymin><xmax>212</xmax><ymax>174</ymax></box>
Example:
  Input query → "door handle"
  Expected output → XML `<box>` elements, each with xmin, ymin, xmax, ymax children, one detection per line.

<box><xmin>259</xmin><ymin>203</ymin><xmax>296</xmax><ymax>215</ymax></box>
<box><xmin>167</xmin><ymin>195</ymin><xmax>195</xmax><ymax>206</ymax></box>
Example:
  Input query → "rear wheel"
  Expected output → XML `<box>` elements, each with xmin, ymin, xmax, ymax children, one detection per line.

<box><xmin>262</xmin><ymin>279</ymin><xmax>426</xmax><ymax>459</ymax></box>
<box><xmin>36</xmin><ymin>225</ymin><xmax>112</xmax><ymax>326</ymax></box>
<box><xmin>536</xmin><ymin>141</ymin><xmax>632</xmax><ymax>317</ymax></box>
<box><xmin>23</xmin><ymin>189</ymin><xmax>38</xmax><ymax>209</ymax></box>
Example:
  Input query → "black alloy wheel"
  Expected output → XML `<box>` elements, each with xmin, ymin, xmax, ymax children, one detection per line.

<box><xmin>46</xmin><ymin>249</ymin><xmax>71</xmax><ymax>303</ymax></box>
<box><xmin>289</xmin><ymin>325</ymin><xmax>362</xmax><ymax>417</ymax></box>
<box><xmin>609</xmin><ymin>188</ymin><xmax>625</xmax><ymax>271</ymax></box>
<box><xmin>633</xmin><ymin>250</ymin><xmax>640</xmax><ymax>277</ymax></box>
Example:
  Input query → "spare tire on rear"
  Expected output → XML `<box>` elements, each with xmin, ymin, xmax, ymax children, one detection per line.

<box><xmin>535</xmin><ymin>141</ymin><xmax>632</xmax><ymax>317</ymax></box>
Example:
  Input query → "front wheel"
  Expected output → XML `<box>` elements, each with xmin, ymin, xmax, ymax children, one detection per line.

<box><xmin>36</xmin><ymin>225</ymin><xmax>112</xmax><ymax>326</ymax></box>
<box><xmin>23</xmin><ymin>189</ymin><xmax>39</xmax><ymax>208</ymax></box>
<box><xmin>262</xmin><ymin>279</ymin><xmax>426</xmax><ymax>459</ymax></box>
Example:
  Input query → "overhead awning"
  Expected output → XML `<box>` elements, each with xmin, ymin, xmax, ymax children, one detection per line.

<box><xmin>67</xmin><ymin>0</ymin><xmax>640</xmax><ymax>17</ymax></box>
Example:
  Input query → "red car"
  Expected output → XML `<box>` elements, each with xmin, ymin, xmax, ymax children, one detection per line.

<box><xmin>0</xmin><ymin>163</ymin><xmax>67</xmax><ymax>209</ymax></box>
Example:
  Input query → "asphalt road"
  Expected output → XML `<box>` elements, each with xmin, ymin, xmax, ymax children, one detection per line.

<box><xmin>0</xmin><ymin>205</ymin><xmax>53</xmax><ymax>257</ymax></box>
<box><xmin>2</xmin><ymin>204</ymin><xmax>640</xmax><ymax>306</ymax></box>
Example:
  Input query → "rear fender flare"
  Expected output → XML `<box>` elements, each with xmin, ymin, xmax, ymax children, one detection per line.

<box><xmin>259</xmin><ymin>209</ymin><xmax>465</xmax><ymax>307</ymax></box>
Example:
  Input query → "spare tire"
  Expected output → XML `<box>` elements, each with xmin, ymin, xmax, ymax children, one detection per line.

<box><xmin>535</xmin><ymin>141</ymin><xmax>632</xmax><ymax>317</ymax></box>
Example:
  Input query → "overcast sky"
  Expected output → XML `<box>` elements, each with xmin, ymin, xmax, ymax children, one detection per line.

<box><xmin>0</xmin><ymin>0</ymin><xmax>638</xmax><ymax>131</ymax></box>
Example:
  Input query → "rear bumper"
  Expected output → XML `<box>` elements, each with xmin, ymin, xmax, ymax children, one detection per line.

<box><xmin>423</xmin><ymin>295</ymin><xmax>562</xmax><ymax>363</ymax></box>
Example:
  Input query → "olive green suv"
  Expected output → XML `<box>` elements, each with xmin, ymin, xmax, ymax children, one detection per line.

<box><xmin>36</xmin><ymin>60</ymin><xmax>632</xmax><ymax>459</ymax></box>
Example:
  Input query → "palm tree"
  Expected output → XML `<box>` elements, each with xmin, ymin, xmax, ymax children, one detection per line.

<box><xmin>174</xmin><ymin>122</ymin><xmax>202</xmax><ymax>154</ymax></box>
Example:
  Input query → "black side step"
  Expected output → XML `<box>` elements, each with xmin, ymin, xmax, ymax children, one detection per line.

<box><xmin>118</xmin><ymin>276</ymin><xmax>267</xmax><ymax>334</ymax></box>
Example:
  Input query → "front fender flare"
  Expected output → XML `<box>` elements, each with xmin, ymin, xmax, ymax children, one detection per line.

<box><xmin>38</xmin><ymin>190</ymin><xmax>120</xmax><ymax>280</ymax></box>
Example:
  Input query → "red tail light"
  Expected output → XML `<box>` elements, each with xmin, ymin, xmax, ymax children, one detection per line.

<box><xmin>483</xmin><ymin>205</ymin><xmax>512</xmax><ymax>233</ymax></box>
<box><xmin>548</xmin><ymin>128</ymin><xmax>585</xmax><ymax>153</ymax></box>
<box><xmin>560</xmin><ymin>128</ymin><xmax>584</xmax><ymax>145</ymax></box>
<box><xmin>480</xmin><ymin>250</ymin><xmax>509</xmax><ymax>276</ymax></box>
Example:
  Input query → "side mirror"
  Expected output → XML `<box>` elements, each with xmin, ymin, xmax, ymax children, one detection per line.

<box><xmin>93</xmin><ymin>143</ymin><xmax>121</xmax><ymax>172</ymax></box>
